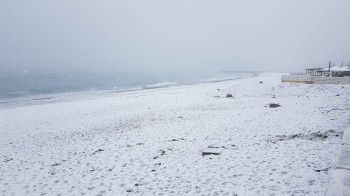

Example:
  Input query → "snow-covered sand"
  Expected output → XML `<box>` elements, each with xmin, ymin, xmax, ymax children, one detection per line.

<box><xmin>0</xmin><ymin>73</ymin><xmax>349</xmax><ymax>195</ymax></box>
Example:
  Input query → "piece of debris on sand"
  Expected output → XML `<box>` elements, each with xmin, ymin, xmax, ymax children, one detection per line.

<box><xmin>269</xmin><ymin>103</ymin><xmax>281</xmax><ymax>108</ymax></box>
<box><xmin>202</xmin><ymin>148</ymin><xmax>222</xmax><ymax>156</ymax></box>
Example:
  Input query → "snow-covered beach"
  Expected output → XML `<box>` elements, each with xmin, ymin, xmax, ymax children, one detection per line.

<box><xmin>0</xmin><ymin>72</ymin><xmax>349</xmax><ymax>195</ymax></box>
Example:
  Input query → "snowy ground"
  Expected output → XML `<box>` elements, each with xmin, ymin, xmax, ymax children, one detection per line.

<box><xmin>0</xmin><ymin>73</ymin><xmax>349</xmax><ymax>195</ymax></box>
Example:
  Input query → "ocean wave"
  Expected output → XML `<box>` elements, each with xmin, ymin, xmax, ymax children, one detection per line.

<box><xmin>142</xmin><ymin>82</ymin><xmax>178</xmax><ymax>89</ymax></box>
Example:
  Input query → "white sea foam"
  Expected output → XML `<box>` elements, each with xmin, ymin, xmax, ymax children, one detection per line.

<box><xmin>143</xmin><ymin>82</ymin><xmax>178</xmax><ymax>89</ymax></box>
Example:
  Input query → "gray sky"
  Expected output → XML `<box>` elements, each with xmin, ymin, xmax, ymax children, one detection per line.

<box><xmin>1</xmin><ymin>0</ymin><xmax>350</xmax><ymax>74</ymax></box>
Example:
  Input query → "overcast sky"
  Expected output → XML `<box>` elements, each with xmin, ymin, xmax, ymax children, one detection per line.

<box><xmin>1</xmin><ymin>0</ymin><xmax>350</xmax><ymax>74</ymax></box>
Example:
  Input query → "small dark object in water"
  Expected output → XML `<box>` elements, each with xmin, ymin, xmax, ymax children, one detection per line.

<box><xmin>259</xmin><ymin>81</ymin><xmax>263</xmax><ymax>84</ymax></box>
<box><xmin>226</xmin><ymin>94</ymin><xmax>233</xmax><ymax>98</ymax></box>
<box><xmin>269</xmin><ymin>103</ymin><xmax>281</xmax><ymax>108</ymax></box>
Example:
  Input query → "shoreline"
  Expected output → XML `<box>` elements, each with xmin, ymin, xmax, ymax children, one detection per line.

<box><xmin>0</xmin><ymin>72</ymin><xmax>349</xmax><ymax>195</ymax></box>
<box><xmin>0</xmin><ymin>71</ymin><xmax>258</xmax><ymax>109</ymax></box>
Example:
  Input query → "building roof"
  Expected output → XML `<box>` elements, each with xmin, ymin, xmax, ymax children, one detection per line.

<box><xmin>322</xmin><ymin>66</ymin><xmax>350</xmax><ymax>71</ymax></box>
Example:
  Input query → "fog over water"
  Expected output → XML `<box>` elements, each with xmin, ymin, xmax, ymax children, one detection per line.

<box><xmin>1</xmin><ymin>0</ymin><xmax>350</xmax><ymax>74</ymax></box>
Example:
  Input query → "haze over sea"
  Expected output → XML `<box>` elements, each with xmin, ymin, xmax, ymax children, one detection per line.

<box><xmin>0</xmin><ymin>70</ymin><xmax>255</xmax><ymax>101</ymax></box>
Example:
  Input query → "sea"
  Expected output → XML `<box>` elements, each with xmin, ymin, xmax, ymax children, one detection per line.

<box><xmin>0</xmin><ymin>70</ymin><xmax>256</xmax><ymax>103</ymax></box>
